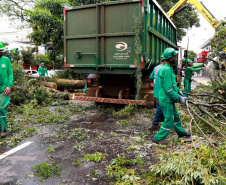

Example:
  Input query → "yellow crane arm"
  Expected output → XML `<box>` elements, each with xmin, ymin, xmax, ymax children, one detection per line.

<box><xmin>167</xmin><ymin>0</ymin><xmax>221</xmax><ymax>30</ymax></box>
<box><xmin>167</xmin><ymin>0</ymin><xmax>187</xmax><ymax>19</ymax></box>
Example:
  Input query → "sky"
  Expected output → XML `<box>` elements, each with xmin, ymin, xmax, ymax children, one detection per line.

<box><xmin>179</xmin><ymin>0</ymin><xmax>226</xmax><ymax>53</ymax></box>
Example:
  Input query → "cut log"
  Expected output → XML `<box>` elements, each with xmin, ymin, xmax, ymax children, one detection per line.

<box><xmin>40</xmin><ymin>81</ymin><xmax>57</xmax><ymax>90</ymax></box>
<box><xmin>42</xmin><ymin>87</ymin><xmax>71</xmax><ymax>100</ymax></box>
<box><xmin>55</xmin><ymin>92</ymin><xmax>72</xmax><ymax>100</ymax></box>
<box><xmin>56</xmin><ymin>79</ymin><xmax>86</xmax><ymax>90</ymax></box>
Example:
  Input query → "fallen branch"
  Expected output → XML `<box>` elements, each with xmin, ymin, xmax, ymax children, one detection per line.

<box><xmin>45</xmin><ymin>151</ymin><xmax>54</xmax><ymax>164</ymax></box>
<box><xmin>184</xmin><ymin>93</ymin><xmax>226</xmax><ymax>102</ymax></box>
<box><xmin>188</xmin><ymin>104</ymin><xmax>226</xmax><ymax>139</ymax></box>
<box><xmin>187</xmin><ymin>103</ymin><xmax>217</xmax><ymax>150</ymax></box>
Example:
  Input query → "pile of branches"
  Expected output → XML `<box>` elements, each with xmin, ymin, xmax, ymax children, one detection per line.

<box><xmin>185</xmin><ymin>76</ymin><xmax>226</xmax><ymax>148</ymax></box>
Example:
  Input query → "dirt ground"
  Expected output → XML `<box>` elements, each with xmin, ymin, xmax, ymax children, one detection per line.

<box><xmin>0</xmin><ymin>100</ymin><xmax>171</xmax><ymax>185</ymax></box>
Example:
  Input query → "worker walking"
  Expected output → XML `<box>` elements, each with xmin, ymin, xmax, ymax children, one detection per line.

<box><xmin>148</xmin><ymin>55</ymin><xmax>165</xmax><ymax>132</ymax></box>
<box><xmin>0</xmin><ymin>42</ymin><xmax>13</xmax><ymax>138</ymax></box>
<box><xmin>183</xmin><ymin>59</ymin><xmax>205</xmax><ymax>97</ymax></box>
<box><xmin>38</xmin><ymin>62</ymin><xmax>48</xmax><ymax>78</ymax></box>
<box><xmin>153</xmin><ymin>48</ymin><xmax>190</xmax><ymax>145</ymax></box>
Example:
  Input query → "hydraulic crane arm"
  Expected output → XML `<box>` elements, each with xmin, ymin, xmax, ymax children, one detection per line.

<box><xmin>167</xmin><ymin>0</ymin><xmax>221</xmax><ymax>31</ymax></box>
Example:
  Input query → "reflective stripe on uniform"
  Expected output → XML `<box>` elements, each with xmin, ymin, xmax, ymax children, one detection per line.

<box><xmin>166</xmin><ymin>89</ymin><xmax>172</xmax><ymax>93</ymax></box>
<box><xmin>173</xmin><ymin>121</ymin><xmax>181</xmax><ymax>125</ymax></box>
<box><xmin>1</xmin><ymin>116</ymin><xmax>6</xmax><ymax>118</ymax></box>
<box><xmin>161</xmin><ymin>126</ymin><xmax>171</xmax><ymax>131</ymax></box>
<box><xmin>172</xmin><ymin>84</ymin><xmax>176</xmax><ymax>86</ymax></box>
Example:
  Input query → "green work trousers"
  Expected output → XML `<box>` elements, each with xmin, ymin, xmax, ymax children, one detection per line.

<box><xmin>153</xmin><ymin>102</ymin><xmax>187</xmax><ymax>141</ymax></box>
<box><xmin>0</xmin><ymin>91</ymin><xmax>10</xmax><ymax>132</ymax></box>
<box><xmin>183</xmin><ymin>78</ymin><xmax>191</xmax><ymax>97</ymax></box>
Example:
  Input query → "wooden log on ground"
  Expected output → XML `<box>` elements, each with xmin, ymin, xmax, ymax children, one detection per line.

<box><xmin>55</xmin><ymin>92</ymin><xmax>72</xmax><ymax>100</ymax></box>
<box><xmin>42</xmin><ymin>87</ymin><xmax>71</xmax><ymax>100</ymax></box>
<box><xmin>40</xmin><ymin>81</ymin><xmax>57</xmax><ymax>89</ymax></box>
<box><xmin>56</xmin><ymin>79</ymin><xmax>86</xmax><ymax>90</ymax></box>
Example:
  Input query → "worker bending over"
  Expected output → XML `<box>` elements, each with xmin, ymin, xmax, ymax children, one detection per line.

<box><xmin>149</xmin><ymin>55</ymin><xmax>165</xmax><ymax>132</ymax></box>
<box><xmin>183</xmin><ymin>59</ymin><xmax>205</xmax><ymax>97</ymax></box>
<box><xmin>153</xmin><ymin>48</ymin><xmax>190</xmax><ymax>145</ymax></box>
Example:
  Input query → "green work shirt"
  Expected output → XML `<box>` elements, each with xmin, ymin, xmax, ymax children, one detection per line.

<box><xmin>0</xmin><ymin>56</ymin><xmax>13</xmax><ymax>92</ymax></box>
<box><xmin>38</xmin><ymin>67</ymin><xmax>48</xmax><ymax>77</ymax></box>
<box><xmin>159</xmin><ymin>63</ymin><xmax>180</xmax><ymax>104</ymax></box>
<box><xmin>149</xmin><ymin>64</ymin><xmax>164</xmax><ymax>99</ymax></box>
<box><xmin>185</xmin><ymin>63</ymin><xmax>204</xmax><ymax>80</ymax></box>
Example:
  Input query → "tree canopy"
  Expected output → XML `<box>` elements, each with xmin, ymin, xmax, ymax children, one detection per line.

<box><xmin>188</xmin><ymin>50</ymin><xmax>197</xmax><ymax>62</ymax></box>
<box><xmin>156</xmin><ymin>0</ymin><xmax>200</xmax><ymax>41</ymax></box>
<box><xmin>211</xmin><ymin>21</ymin><xmax>226</xmax><ymax>59</ymax></box>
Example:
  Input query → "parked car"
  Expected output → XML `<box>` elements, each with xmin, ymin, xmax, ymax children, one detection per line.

<box><xmin>23</xmin><ymin>70</ymin><xmax>39</xmax><ymax>77</ymax></box>
<box><xmin>22</xmin><ymin>70</ymin><xmax>62</xmax><ymax>78</ymax></box>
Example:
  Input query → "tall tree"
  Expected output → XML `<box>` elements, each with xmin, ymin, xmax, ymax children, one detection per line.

<box><xmin>188</xmin><ymin>50</ymin><xmax>197</xmax><ymax>61</ymax></box>
<box><xmin>156</xmin><ymin>0</ymin><xmax>200</xmax><ymax>41</ymax></box>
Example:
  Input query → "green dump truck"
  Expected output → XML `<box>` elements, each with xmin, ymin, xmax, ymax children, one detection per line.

<box><xmin>64</xmin><ymin>0</ymin><xmax>178</xmax><ymax>106</ymax></box>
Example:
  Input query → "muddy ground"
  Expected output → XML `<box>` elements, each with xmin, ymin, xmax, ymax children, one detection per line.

<box><xmin>0</xmin><ymin>100</ymin><xmax>189</xmax><ymax>185</ymax></box>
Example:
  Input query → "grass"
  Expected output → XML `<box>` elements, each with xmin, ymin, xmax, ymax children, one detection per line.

<box><xmin>31</xmin><ymin>162</ymin><xmax>61</xmax><ymax>182</ymax></box>
<box><xmin>84</xmin><ymin>152</ymin><xmax>108</xmax><ymax>162</ymax></box>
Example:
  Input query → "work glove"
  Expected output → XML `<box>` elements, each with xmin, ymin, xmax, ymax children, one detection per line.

<box><xmin>178</xmin><ymin>90</ymin><xmax>184</xmax><ymax>96</ymax></box>
<box><xmin>179</xmin><ymin>96</ymin><xmax>189</xmax><ymax>106</ymax></box>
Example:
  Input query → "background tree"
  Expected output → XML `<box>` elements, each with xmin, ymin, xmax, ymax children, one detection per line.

<box><xmin>156</xmin><ymin>0</ymin><xmax>200</xmax><ymax>41</ymax></box>
<box><xmin>211</xmin><ymin>21</ymin><xmax>226</xmax><ymax>58</ymax></box>
<box><xmin>20</xmin><ymin>46</ymin><xmax>37</xmax><ymax>66</ymax></box>
<box><xmin>33</xmin><ymin>54</ymin><xmax>49</xmax><ymax>68</ymax></box>
<box><xmin>188</xmin><ymin>50</ymin><xmax>197</xmax><ymax>61</ymax></box>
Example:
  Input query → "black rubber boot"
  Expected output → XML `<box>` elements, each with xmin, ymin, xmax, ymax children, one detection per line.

<box><xmin>1</xmin><ymin>131</ymin><xmax>8</xmax><ymax>138</ymax></box>
<box><xmin>178</xmin><ymin>132</ymin><xmax>191</xmax><ymax>138</ymax></box>
<box><xmin>148</xmin><ymin>125</ymin><xmax>160</xmax><ymax>132</ymax></box>
<box><xmin>152</xmin><ymin>139</ymin><xmax>168</xmax><ymax>145</ymax></box>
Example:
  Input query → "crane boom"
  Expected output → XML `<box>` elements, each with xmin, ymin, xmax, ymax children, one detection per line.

<box><xmin>167</xmin><ymin>0</ymin><xmax>221</xmax><ymax>30</ymax></box>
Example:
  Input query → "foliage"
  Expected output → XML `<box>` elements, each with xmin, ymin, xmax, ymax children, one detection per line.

<box><xmin>69</xmin><ymin>129</ymin><xmax>89</xmax><ymax>140</ymax></box>
<box><xmin>84</xmin><ymin>152</ymin><xmax>108</xmax><ymax>162</ymax></box>
<box><xmin>20</xmin><ymin>46</ymin><xmax>37</xmax><ymax>65</ymax></box>
<box><xmin>72</xmin><ymin>158</ymin><xmax>84</xmax><ymax>166</ymax></box>
<box><xmin>156</xmin><ymin>0</ymin><xmax>200</xmax><ymax>41</ymax></box>
<box><xmin>32</xmin><ymin>162</ymin><xmax>61</xmax><ymax>182</ymax></box>
<box><xmin>116</xmin><ymin>120</ymin><xmax>133</xmax><ymax>127</ymax></box>
<box><xmin>144</xmin><ymin>144</ymin><xmax>226</xmax><ymax>185</ymax></box>
<box><xmin>4</xmin><ymin>51</ymin><xmax>20</xmax><ymax>63</ymax></box>
<box><xmin>113</xmin><ymin>104</ymin><xmax>137</xmax><ymax>118</ymax></box>
<box><xmin>210</xmin><ymin>21</ymin><xmax>226</xmax><ymax>57</ymax></box>
<box><xmin>11</xmin><ymin>63</ymin><xmax>54</xmax><ymax>105</ymax></box>
<box><xmin>56</xmin><ymin>68</ymin><xmax>86</xmax><ymax>79</ymax></box>
<box><xmin>0</xmin><ymin>0</ymin><xmax>35</xmax><ymax>26</ymax></box>
<box><xmin>33</xmin><ymin>54</ymin><xmax>49</xmax><ymax>67</ymax></box>
<box><xmin>27</xmin><ymin>0</ymin><xmax>68</xmax><ymax>62</ymax></box>
<box><xmin>105</xmin><ymin>156</ymin><xmax>144</xmax><ymax>184</ymax></box>
<box><xmin>188</xmin><ymin>50</ymin><xmax>197</xmax><ymax>62</ymax></box>
<box><xmin>47</xmin><ymin>145</ymin><xmax>55</xmax><ymax>153</ymax></box>
<box><xmin>133</xmin><ymin>12</ymin><xmax>143</xmax><ymax>100</ymax></box>
<box><xmin>73</xmin><ymin>141</ymin><xmax>85</xmax><ymax>151</ymax></box>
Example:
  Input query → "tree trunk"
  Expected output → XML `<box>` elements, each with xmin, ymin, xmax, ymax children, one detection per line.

<box><xmin>40</xmin><ymin>81</ymin><xmax>57</xmax><ymax>89</ymax></box>
<box><xmin>55</xmin><ymin>92</ymin><xmax>72</xmax><ymax>100</ymax></box>
<box><xmin>56</xmin><ymin>79</ymin><xmax>86</xmax><ymax>91</ymax></box>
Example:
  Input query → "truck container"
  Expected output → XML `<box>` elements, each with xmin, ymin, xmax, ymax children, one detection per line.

<box><xmin>64</xmin><ymin>0</ymin><xmax>178</xmax><ymax>106</ymax></box>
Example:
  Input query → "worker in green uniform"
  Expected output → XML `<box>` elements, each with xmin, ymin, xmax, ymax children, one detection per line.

<box><xmin>0</xmin><ymin>42</ymin><xmax>13</xmax><ymax>138</ymax></box>
<box><xmin>183</xmin><ymin>59</ymin><xmax>205</xmax><ymax>97</ymax></box>
<box><xmin>149</xmin><ymin>54</ymin><xmax>184</xmax><ymax>132</ymax></box>
<box><xmin>38</xmin><ymin>62</ymin><xmax>48</xmax><ymax>78</ymax></box>
<box><xmin>153</xmin><ymin>48</ymin><xmax>190</xmax><ymax>145</ymax></box>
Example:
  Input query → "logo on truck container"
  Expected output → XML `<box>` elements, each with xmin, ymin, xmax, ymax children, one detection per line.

<box><xmin>115</xmin><ymin>42</ymin><xmax>128</xmax><ymax>51</ymax></box>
